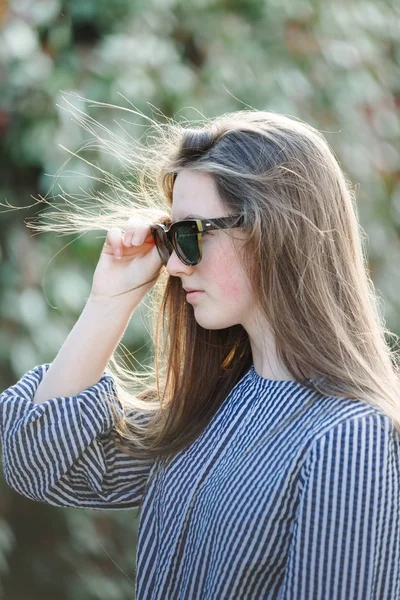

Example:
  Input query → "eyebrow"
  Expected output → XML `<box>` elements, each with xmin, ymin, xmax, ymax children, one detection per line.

<box><xmin>171</xmin><ymin>213</ymin><xmax>205</xmax><ymax>224</ymax></box>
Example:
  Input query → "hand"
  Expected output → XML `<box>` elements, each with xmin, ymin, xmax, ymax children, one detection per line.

<box><xmin>90</xmin><ymin>215</ymin><xmax>168</xmax><ymax>300</ymax></box>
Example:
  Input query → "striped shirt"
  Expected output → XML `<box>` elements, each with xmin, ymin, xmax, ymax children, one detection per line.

<box><xmin>0</xmin><ymin>362</ymin><xmax>399</xmax><ymax>599</ymax></box>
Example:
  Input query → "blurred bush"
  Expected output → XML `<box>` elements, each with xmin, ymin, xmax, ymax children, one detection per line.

<box><xmin>0</xmin><ymin>0</ymin><xmax>399</xmax><ymax>598</ymax></box>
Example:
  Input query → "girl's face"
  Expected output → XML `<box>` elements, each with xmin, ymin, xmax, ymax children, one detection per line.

<box><xmin>166</xmin><ymin>169</ymin><xmax>255</xmax><ymax>330</ymax></box>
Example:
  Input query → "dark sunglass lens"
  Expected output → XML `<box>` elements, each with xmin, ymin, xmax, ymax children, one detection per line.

<box><xmin>175</xmin><ymin>225</ymin><xmax>200</xmax><ymax>265</ymax></box>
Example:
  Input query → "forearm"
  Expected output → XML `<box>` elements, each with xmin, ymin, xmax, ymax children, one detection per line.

<box><xmin>32</xmin><ymin>294</ymin><xmax>141</xmax><ymax>404</ymax></box>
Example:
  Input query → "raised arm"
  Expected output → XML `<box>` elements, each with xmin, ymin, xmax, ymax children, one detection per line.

<box><xmin>32</xmin><ymin>215</ymin><xmax>163</xmax><ymax>404</ymax></box>
<box><xmin>0</xmin><ymin>217</ymin><xmax>165</xmax><ymax>510</ymax></box>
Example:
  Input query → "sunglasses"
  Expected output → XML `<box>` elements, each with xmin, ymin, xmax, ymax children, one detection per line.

<box><xmin>150</xmin><ymin>215</ymin><xmax>246</xmax><ymax>266</ymax></box>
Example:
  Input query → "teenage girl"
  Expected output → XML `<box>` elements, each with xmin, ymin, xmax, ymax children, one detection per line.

<box><xmin>1</xmin><ymin>110</ymin><xmax>399</xmax><ymax>599</ymax></box>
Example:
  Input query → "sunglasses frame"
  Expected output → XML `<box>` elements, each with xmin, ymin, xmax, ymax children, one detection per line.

<box><xmin>150</xmin><ymin>214</ymin><xmax>246</xmax><ymax>266</ymax></box>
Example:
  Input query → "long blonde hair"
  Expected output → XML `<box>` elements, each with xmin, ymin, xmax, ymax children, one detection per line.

<box><xmin>25</xmin><ymin>97</ymin><xmax>400</xmax><ymax>471</ymax></box>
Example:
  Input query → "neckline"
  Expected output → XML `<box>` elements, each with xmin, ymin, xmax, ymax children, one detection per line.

<box><xmin>248</xmin><ymin>364</ymin><xmax>314</xmax><ymax>388</ymax></box>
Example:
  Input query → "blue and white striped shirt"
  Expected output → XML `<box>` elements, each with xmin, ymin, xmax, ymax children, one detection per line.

<box><xmin>0</xmin><ymin>363</ymin><xmax>399</xmax><ymax>599</ymax></box>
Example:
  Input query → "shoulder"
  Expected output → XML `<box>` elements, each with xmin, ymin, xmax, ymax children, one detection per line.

<box><xmin>305</xmin><ymin>391</ymin><xmax>398</xmax><ymax>445</ymax></box>
<box><xmin>301</xmin><ymin>399</ymin><xmax>400</xmax><ymax>479</ymax></box>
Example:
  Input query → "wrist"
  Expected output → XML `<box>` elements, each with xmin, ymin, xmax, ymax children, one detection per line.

<box><xmin>86</xmin><ymin>292</ymin><xmax>140</xmax><ymax>318</ymax></box>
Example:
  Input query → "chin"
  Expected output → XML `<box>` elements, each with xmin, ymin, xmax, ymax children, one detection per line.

<box><xmin>193</xmin><ymin>311</ymin><xmax>238</xmax><ymax>331</ymax></box>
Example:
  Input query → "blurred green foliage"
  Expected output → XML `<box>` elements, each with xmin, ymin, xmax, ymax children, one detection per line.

<box><xmin>0</xmin><ymin>0</ymin><xmax>399</xmax><ymax>598</ymax></box>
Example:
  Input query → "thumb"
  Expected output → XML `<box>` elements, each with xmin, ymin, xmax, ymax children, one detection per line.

<box><xmin>129</xmin><ymin>242</ymin><xmax>165</xmax><ymax>278</ymax></box>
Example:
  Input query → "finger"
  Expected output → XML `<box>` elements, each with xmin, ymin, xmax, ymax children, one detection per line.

<box><xmin>106</xmin><ymin>227</ymin><xmax>124</xmax><ymax>258</ymax></box>
<box><xmin>123</xmin><ymin>219</ymin><xmax>152</xmax><ymax>247</ymax></box>
<box><xmin>129</xmin><ymin>239</ymin><xmax>164</xmax><ymax>275</ymax></box>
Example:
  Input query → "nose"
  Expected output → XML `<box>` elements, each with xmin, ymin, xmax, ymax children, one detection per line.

<box><xmin>165</xmin><ymin>249</ymin><xmax>195</xmax><ymax>277</ymax></box>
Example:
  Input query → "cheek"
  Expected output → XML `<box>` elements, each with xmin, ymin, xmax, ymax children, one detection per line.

<box><xmin>205</xmin><ymin>243</ymin><xmax>247</xmax><ymax>303</ymax></box>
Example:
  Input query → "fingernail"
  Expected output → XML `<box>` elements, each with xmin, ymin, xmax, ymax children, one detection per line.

<box><xmin>132</xmin><ymin>236</ymin><xmax>142</xmax><ymax>246</ymax></box>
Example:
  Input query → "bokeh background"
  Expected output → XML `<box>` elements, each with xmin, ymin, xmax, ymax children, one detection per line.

<box><xmin>1</xmin><ymin>0</ymin><xmax>400</xmax><ymax>598</ymax></box>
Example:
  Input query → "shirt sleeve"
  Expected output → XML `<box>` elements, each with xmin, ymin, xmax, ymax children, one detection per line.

<box><xmin>281</xmin><ymin>413</ymin><xmax>400</xmax><ymax>599</ymax></box>
<box><xmin>0</xmin><ymin>363</ymin><xmax>156</xmax><ymax>510</ymax></box>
